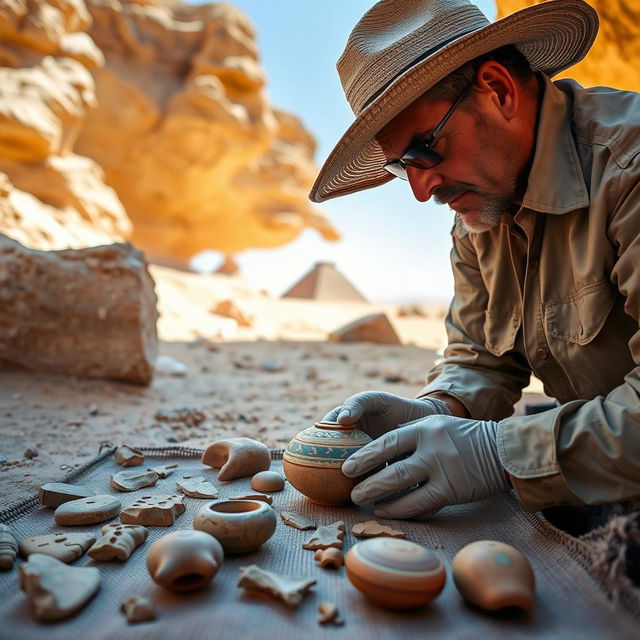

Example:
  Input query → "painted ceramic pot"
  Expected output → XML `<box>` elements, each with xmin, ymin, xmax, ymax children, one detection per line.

<box><xmin>452</xmin><ymin>540</ymin><xmax>535</xmax><ymax>613</ymax></box>
<box><xmin>193</xmin><ymin>499</ymin><xmax>277</xmax><ymax>554</ymax></box>
<box><xmin>345</xmin><ymin>537</ymin><xmax>446</xmax><ymax>609</ymax></box>
<box><xmin>283</xmin><ymin>421</ymin><xmax>372</xmax><ymax>506</ymax></box>
<box><xmin>146</xmin><ymin>529</ymin><xmax>223</xmax><ymax>593</ymax></box>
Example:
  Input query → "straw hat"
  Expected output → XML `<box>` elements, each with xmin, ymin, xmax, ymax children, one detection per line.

<box><xmin>309</xmin><ymin>0</ymin><xmax>598</xmax><ymax>202</ymax></box>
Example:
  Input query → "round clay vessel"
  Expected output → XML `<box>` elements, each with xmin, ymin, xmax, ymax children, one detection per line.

<box><xmin>146</xmin><ymin>529</ymin><xmax>223</xmax><ymax>592</ymax></box>
<box><xmin>345</xmin><ymin>537</ymin><xmax>446</xmax><ymax>609</ymax></box>
<box><xmin>193</xmin><ymin>499</ymin><xmax>277</xmax><ymax>554</ymax></box>
<box><xmin>452</xmin><ymin>540</ymin><xmax>535</xmax><ymax>613</ymax></box>
<box><xmin>283</xmin><ymin>421</ymin><xmax>372</xmax><ymax>506</ymax></box>
<box><xmin>250</xmin><ymin>471</ymin><xmax>285</xmax><ymax>492</ymax></box>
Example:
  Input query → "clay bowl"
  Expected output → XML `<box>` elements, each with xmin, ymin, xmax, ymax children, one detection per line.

<box><xmin>345</xmin><ymin>537</ymin><xmax>446</xmax><ymax>610</ymax></box>
<box><xmin>283</xmin><ymin>421</ymin><xmax>372</xmax><ymax>506</ymax></box>
<box><xmin>193</xmin><ymin>499</ymin><xmax>277</xmax><ymax>554</ymax></box>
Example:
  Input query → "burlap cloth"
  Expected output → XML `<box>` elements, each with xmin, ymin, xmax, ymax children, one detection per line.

<box><xmin>1</xmin><ymin>446</ymin><xmax>638</xmax><ymax>640</ymax></box>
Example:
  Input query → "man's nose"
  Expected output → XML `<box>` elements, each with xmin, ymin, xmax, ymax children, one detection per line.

<box><xmin>407</xmin><ymin>166</ymin><xmax>442</xmax><ymax>202</ymax></box>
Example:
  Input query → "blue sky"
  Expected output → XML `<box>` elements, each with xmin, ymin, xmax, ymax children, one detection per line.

<box><xmin>191</xmin><ymin>1</ymin><xmax>497</xmax><ymax>303</ymax></box>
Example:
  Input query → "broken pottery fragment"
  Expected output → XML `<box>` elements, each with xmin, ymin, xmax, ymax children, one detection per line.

<box><xmin>39</xmin><ymin>482</ymin><xmax>96</xmax><ymax>508</ymax></box>
<box><xmin>280</xmin><ymin>511</ymin><xmax>316</xmax><ymax>530</ymax></box>
<box><xmin>229</xmin><ymin>492</ymin><xmax>273</xmax><ymax>505</ymax></box>
<box><xmin>19</xmin><ymin>554</ymin><xmax>100</xmax><ymax>621</ymax></box>
<box><xmin>88</xmin><ymin>524</ymin><xmax>149</xmax><ymax>561</ymax></box>
<box><xmin>352</xmin><ymin>520</ymin><xmax>406</xmax><ymax>538</ymax></box>
<box><xmin>120</xmin><ymin>494</ymin><xmax>186</xmax><ymax>526</ymax></box>
<box><xmin>303</xmin><ymin>521</ymin><xmax>346</xmax><ymax>550</ymax></box>
<box><xmin>176</xmin><ymin>476</ymin><xmax>219</xmax><ymax>499</ymax></box>
<box><xmin>147</xmin><ymin>530</ymin><xmax>223</xmax><ymax>592</ymax></box>
<box><xmin>314</xmin><ymin>547</ymin><xmax>343</xmax><ymax>569</ymax></box>
<box><xmin>54</xmin><ymin>495</ymin><xmax>121</xmax><ymax>525</ymax></box>
<box><xmin>121</xmin><ymin>595</ymin><xmax>156</xmax><ymax>624</ymax></box>
<box><xmin>250</xmin><ymin>471</ymin><xmax>285</xmax><ymax>492</ymax></box>
<box><xmin>194</xmin><ymin>499</ymin><xmax>277</xmax><ymax>554</ymax></box>
<box><xmin>115</xmin><ymin>445</ymin><xmax>145</xmax><ymax>467</ymax></box>
<box><xmin>201</xmin><ymin>437</ymin><xmax>270</xmax><ymax>481</ymax></box>
<box><xmin>20</xmin><ymin>533</ymin><xmax>97</xmax><ymax>563</ymax></box>
<box><xmin>0</xmin><ymin>524</ymin><xmax>18</xmax><ymax>570</ymax></box>
<box><xmin>110</xmin><ymin>469</ymin><xmax>159</xmax><ymax>492</ymax></box>
<box><xmin>150</xmin><ymin>463</ymin><xmax>178</xmax><ymax>478</ymax></box>
<box><xmin>318</xmin><ymin>602</ymin><xmax>344</xmax><ymax>626</ymax></box>
<box><xmin>237</xmin><ymin>565</ymin><xmax>316</xmax><ymax>607</ymax></box>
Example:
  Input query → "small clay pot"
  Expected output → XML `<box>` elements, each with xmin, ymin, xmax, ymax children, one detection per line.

<box><xmin>283</xmin><ymin>421</ymin><xmax>372</xmax><ymax>506</ymax></box>
<box><xmin>146</xmin><ymin>530</ymin><xmax>223</xmax><ymax>592</ymax></box>
<box><xmin>193</xmin><ymin>500</ymin><xmax>277</xmax><ymax>554</ymax></box>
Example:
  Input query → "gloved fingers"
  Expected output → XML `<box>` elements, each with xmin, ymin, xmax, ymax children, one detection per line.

<box><xmin>372</xmin><ymin>483</ymin><xmax>448</xmax><ymax>520</ymax></box>
<box><xmin>321</xmin><ymin>406</ymin><xmax>342</xmax><ymax>422</ymax></box>
<box><xmin>349</xmin><ymin>458</ymin><xmax>429</xmax><ymax>505</ymax></box>
<box><xmin>335</xmin><ymin>392</ymin><xmax>385</xmax><ymax>425</ymax></box>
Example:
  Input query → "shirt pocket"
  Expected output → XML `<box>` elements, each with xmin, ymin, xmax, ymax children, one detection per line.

<box><xmin>483</xmin><ymin>308</ymin><xmax>522</xmax><ymax>357</ymax></box>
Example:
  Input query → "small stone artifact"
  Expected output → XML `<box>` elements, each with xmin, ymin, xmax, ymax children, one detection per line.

<box><xmin>237</xmin><ymin>565</ymin><xmax>316</xmax><ymax>607</ymax></box>
<box><xmin>150</xmin><ymin>463</ymin><xmax>178</xmax><ymax>478</ymax></box>
<box><xmin>194</xmin><ymin>499</ymin><xmax>277</xmax><ymax>554</ymax></box>
<box><xmin>283</xmin><ymin>421</ymin><xmax>372</xmax><ymax>505</ymax></box>
<box><xmin>280</xmin><ymin>511</ymin><xmax>316</xmax><ymax>530</ymax></box>
<box><xmin>229</xmin><ymin>492</ymin><xmax>273</xmax><ymax>505</ymax></box>
<box><xmin>0</xmin><ymin>524</ymin><xmax>18</xmax><ymax>570</ymax></box>
<box><xmin>88</xmin><ymin>524</ymin><xmax>149</xmax><ymax>561</ymax></box>
<box><xmin>121</xmin><ymin>595</ymin><xmax>156</xmax><ymax>624</ymax></box>
<box><xmin>201</xmin><ymin>437</ymin><xmax>271</xmax><ymax>481</ymax></box>
<box><xmin>452</xmin><ymin>540</ymin><xmax>535</xmax><ymax>613</ymax></box>
<box><xmin>20</xmin><ymin>533</ymin><xmax>97</xmax><ymax>563</ymax></box>
<box><xmin>176</xmin><ymin>476</ymin><xmax>219</xmax><ymax>499</ymax></box>
<box><xmin>115</xmin><ymin>445</ymin><xmax>145</xmax><ymax>467</ymax></box>
<box><xmin>318</xmin><ymin>602</ymin><xmax>344</xmax><ymax>626</ymax></box>
<box><xmin>352</xmin><ymin>520</ymin><xmax>406</xmax><ymax>538</ymax></box>
<box><xmin>110</xmin><ymin>469</ymin><xmax>159</xmax><ymax>492</ymax></box>
<box><xmin>19</xmin><ymin>553</ymin><xmax>100</xmax><ymax>622</ymax></box>
<box><xmin>38</xmin><ymin>483</ymin><xmax>96</xmax><ymax>508</ymax></box>
<box><xmin>314</xmin><ymin>548</ymin><xmax>343</xmax><ymax>569</ymax></box>
<box><xmin>345</xmin><ymin>538</ymin><xmax>446</xmax><ymax>609</ymax></box>
<box><xmin>250</xmin><ymin>471</ymin><xmax>285</xmax><ymax>492</ymax></box>
<box><xmin>120</xmin><ymin>494</ymin><xmax>186</xmax><ymax>526</ymax></box>
<box><xmin>146</xmin><ymin>530</ymin><xmax>223</xmax><ymax>592</ymax></box>
<box><xmin>303</xmin><ymin>521</ymin><xmax>345</xmax><ymax>550</ymax></box>
<box><xmin>54</xmin><ymin>495</ymin><xmax>121</xmax><ymax>525</ymax></box>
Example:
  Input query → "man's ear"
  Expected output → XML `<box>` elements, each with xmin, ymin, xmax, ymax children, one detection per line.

<box><xmin>474</xmin><ymin>61</ymin><xmax>518</xmax><ymax>120</ymax></box>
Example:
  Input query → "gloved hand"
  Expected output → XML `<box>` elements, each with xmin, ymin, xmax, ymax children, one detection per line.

<box><xmin>322</xmin><ymin>391</ymin><xmax>451</xmax><ymax>439</ymax></box>
<box><xmin>341</xmin><ymin>415</ymin><xmax>509</xmax><ymax>519</ymax></box>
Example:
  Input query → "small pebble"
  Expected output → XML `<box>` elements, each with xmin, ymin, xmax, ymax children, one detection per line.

<box><xmin>23</xmin><ymin>447</ymin><xmax>39</xmax><ymax>459</ymax></box>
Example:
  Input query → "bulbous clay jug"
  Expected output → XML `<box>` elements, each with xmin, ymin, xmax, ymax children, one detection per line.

<box><xmin>283</xmin><ymin>421</ymin><xmax>371</xmax><ymax>505</ymax></box>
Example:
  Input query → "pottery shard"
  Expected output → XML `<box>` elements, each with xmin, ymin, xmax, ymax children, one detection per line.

<box><xmin>328</xmin><ymin>313</ymin><xmax>402</xmax><ymax>345</ymax></box>
<box><xmin>314</xmin><ymin>548</ymin><xmax>344</xmax><ymax>569</ymax></box>
<box><xmin>280</xmin><ymin>511</ymin><xmax>316</xmax><ymax>531</ymax></box>
<box><xmin>176</xmin><ymin>476</ymin><xmax>219</xmax><ymax>499</ymax></box>
<box><xmin>318</xmin><ymin>602</ymin><xmax>344</xmax><ymax>626</ymax></box>
<box><xmin>20</xmin><ymin>533</ymin><xmax>96</xmax><ymax>563</ymax></box>
<box><xmin>88</xmin><ymin>524</ymin><xmax>149</xmax><ymax>562</ymax></box>
<box><xmin>54</xmin><ymin>495</ymin><xmax>121</xmax><ymax>526</ymax></box>
<box><xmin>202</xmin><ymin>437</ymin><xmax>270</xmax><ymax>481</ymax></box>
<box><xmin>150</xmin><ymin>463</ymin><xmax>178</xmax><ymax>479</ymax></box>
<box><xmin>111</xmin><ymin>469</ymin><xmax>159</xmax><ymax>492</ymax></box>
<box><xmin>237</xmin><ymin>565</ymin><xmax>316</xmax><ymax>608</ymax></box>
<box><xmin>250</xmin><ymin>471</ymin><xmax>285</xmax><ymax>492</ymax></box>
<box><xmin>115</xmin><ymin>445</ymin><xmax>145</xmax><ymax>467</ymax></box>
<box><xmin>0</xmin><ymin>524</ymin><xmax>18</xmax><ymax>570</ymax></box>
<box><xmin>352</xmin><ymin>520</ymin><xmax>406</xmax><ymax>539</ymax></box>
<box><xmin>19</xmin><ymin>554</ymin><xmax>100</xmax><ymax>622</ymax></box>
<box><xmin>39</xmin><ymin>482</ymin><xmax>96</xmax><ymax>508</ymax></box>
<box><xmin>120</xmin><ymin>494</ymin><xmax>186</xmax><ymax>527</ymax></box>
<box><xmin>303</xmin><ymin>521</ymin><xmax>346</xmax><ymax>550</ymax></box>
<box><xmin>121</xmin><ymin>595</ymin><xmax>156</xmax><ymax>624</ymax></box>
<box><xmin>229</xmin><ymin>493</ymin><xmax>273</xmax><ymax>505</ymax></box>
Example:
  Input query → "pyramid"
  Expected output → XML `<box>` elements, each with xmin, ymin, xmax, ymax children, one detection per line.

<box><xmin>282</xmin><ymin>262</ymin><xmax>368</xmax><ymax>303</ymax></box>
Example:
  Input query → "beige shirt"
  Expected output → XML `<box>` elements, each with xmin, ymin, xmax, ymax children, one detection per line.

<box><xmin>418</xmin><ymin>75</ymin><xmax>640</xmax><ymax>512</ymax></box>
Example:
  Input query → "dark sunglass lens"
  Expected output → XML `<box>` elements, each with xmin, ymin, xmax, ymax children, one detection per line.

<box><xmin>402</xmin><ymin>146</ymin><xmax>442</xmax><ymax>170</ymax></box>
<box><xmin>383</xmin><ymin>162</ymin><xmax>408</xmax><ymax>180</ymax></box>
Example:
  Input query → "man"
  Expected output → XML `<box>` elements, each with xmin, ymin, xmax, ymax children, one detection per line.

<box><xmin>309</xmin><ymin>0</ymin><xmax>640</xmax><ymax>524</ymax></box>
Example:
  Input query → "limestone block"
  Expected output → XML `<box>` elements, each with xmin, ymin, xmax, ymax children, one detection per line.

<box><xmin>328</xmin><ymin>313</ymin><xmax>402</xmax><ymax>345</ymax></box>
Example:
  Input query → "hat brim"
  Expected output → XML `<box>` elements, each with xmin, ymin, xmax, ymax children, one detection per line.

<box><xmin>310</xmin><ymin>0</ymin><xmax>598</xmax><ymax>203</ymax></box>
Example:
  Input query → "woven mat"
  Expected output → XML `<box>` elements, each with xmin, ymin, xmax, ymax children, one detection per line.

<box><xmin>0</xmin><ymin>446</ymin><xmax>638</xmax><ymax>640</ymax></box>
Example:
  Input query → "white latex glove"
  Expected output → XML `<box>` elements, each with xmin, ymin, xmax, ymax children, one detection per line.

<box><xmin>323</xmin><ymin>391</ymin><xmax>451</xmax><ymax>439</ymax></box>
<box><xmin>341</xmin><ymin>415</ymin><xmax>509</xmax><ymax>519</ymax></box>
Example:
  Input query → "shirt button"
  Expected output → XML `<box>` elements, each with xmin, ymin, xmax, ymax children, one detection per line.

<box><xmin>536</xmin><ymin>348</ymin><xmax>548</xmax><ymax>360</ymax></box>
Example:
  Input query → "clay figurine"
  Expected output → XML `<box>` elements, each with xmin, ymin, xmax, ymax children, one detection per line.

<box><xmin>352</xmin><ymin>520</ymin><xmax>406</xmax><ymax>538</ymax></box>
<box><xmin>229</xmin><ymin>492</ymin><xmax>273</xmax><ymax>505</ymax></box>
<box><xmin>176</xmin><ymin>476</ymin><xmax>219</xmax><ymax>499</ymax></box>
<box><xmin>146</xmin><ymin>530</ymin><xmax>223</xmax><ymax>592</ymax></box>
<box><xmin>88</xmin><ymin>524</ymin><xmax>149</xmax><ymax>561</ymax></box>
<box><xmin>121</xmin><ymin>595</ymin><xmax>156</xmax><ymax>624</ymax></box>
<box><xmin>19</xmin><ymin>553</ymin><xmax>100</xmax><ymax>622</ymax></box>
<box><xmin>110</xmin><ymin>469</ymin><xmax>159</xmax><ymax>492</ymax></box>
<box><xmin>318</xmin><ymin>602</ymin><xmax>344</xmax><ymax>626</ymax></box>
<box><xmin>303</xmin><ymin>521</ymin><xmax>345</xmax><ymax>550</ymax></box>
<box><xmin>150</xmin><ymin>463</ymin><xmax>178</xmax><ymax>478</ymax></box>
<box><xmin>20</xmin><ymin>533</ymin><xmax>97</xmax><ymax>563</ymax></box>
<box><xmin>120</xmin><ymin>494</ymin><xmax>186</xmax><ymax>526</ymax></box>
<box><xmin>201</xmin><ymin>437</ymin><xmax>270</xmax><ymax>481</ymax></box>
<box><xmin>250</xmin><ymin>471</ymin><xmax>285</xmax><ymax>492</ymax></box>
<box><xmin>452</xmin><ymin>540</ymin><xmax>535</xmax><ymax>613</ymax></box>
<box><xmin>345</xmin><ymin>538</ymin><xmax>446</xmax><ymax>609</ymax></box>
<box><xmin>38</xmin><ymin>482</ymin><xmax>96</xmax><ymax>508</ymax></box>
<box><xmin>237</xmin><ymin>565</ymin><xmax>316</xmax><ymax>607</ymax></box>
<box><xmin>193</xmin><ymin>499</ymin><xmax>277</xmax><ymax>554</ymax></box>
<box><xmin>115</xmin><ymin>445</ymin><xmax>145</xmax><ymax>467</ymax></box>
<box><xmin>0</xmin><ymin>524</ymin><xmax>18</xmax><ymax>570</ymax></box>
<box><xmin>283</xmin><ymin>421</ymin><xmax>372</xmax><ymax>505</ymax></box>
<box><xmin>54</xmin><ymin>495</ymin><xmax>121</xmax><ymax>525</ymax></box>
<box><xmin>280</xmin><ymin>511</ymin><xmax>316</xmax><ymax>530</ymax></box>
<box><xmin>314</xmin><ymin>547</ymin><xmax>343</xmax><ymax>569</ymax></box>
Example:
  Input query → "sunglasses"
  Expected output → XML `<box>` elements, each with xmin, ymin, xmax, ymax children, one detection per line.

<box><xmin>383</xmin><ymin>82</ymin><xmax>472</xmax><ymax>181</ymax></box>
